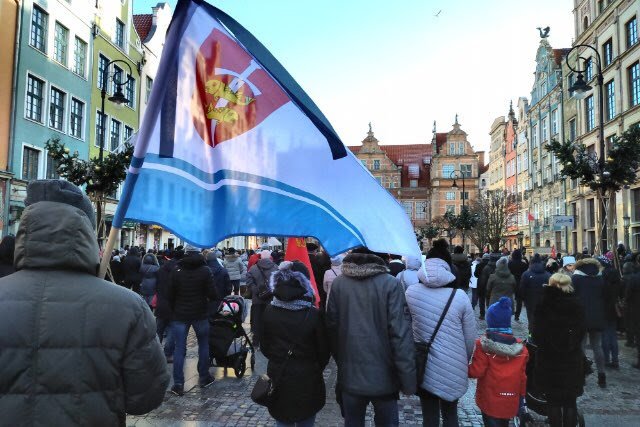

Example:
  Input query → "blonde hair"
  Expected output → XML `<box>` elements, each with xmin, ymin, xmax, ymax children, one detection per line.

<box><xmin>548</xmin><ymin>273</ymin><xmax>573</xmax><ymax>293</ymax></box>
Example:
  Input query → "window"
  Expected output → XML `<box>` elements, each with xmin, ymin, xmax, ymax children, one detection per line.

<box><xmin>73</xmin><ymin>37</ymin><xmax>87</xmax><ymax>76</ymax></box>
<box><xmin>605</xmin><ymin>80</ymin><xmax>615</xmax><ymax>120</ymax></box>
<box><xmin>402</xmin><ymin>201</ymin><xmax>413</xmax><ymax>218</ymax></box>
<box><xmin>445</xmin><ymin>191</ymin><xmax>455</xmax><ymax>200</ymax></box>
<box><xmin>110</xmin><ymin>119</ymin><xmax>121</xmax><ymax>151</ymax></box>
<box><xmin>46</xmin><ymin>154</ymin><xmax>60</xmax><ymax>179</ymax></box>
<box><xmin>415</xmin><ymin>201</ymin><xmax>427</xmax><ymax>220</ymax></box>
<box><xmin>22</xmin><ymin>147</ymin><xmax>40</xmax><ymax>180</ymax></box>
<box><xmin>111</xmin><ymin>65</ymin><xmax>123</xmax><ymax>94</ymax></box>
<box><xmin>460</xmin><ymin>164</ymin><xmax>472</xmax><ymax>177</ymax></box>
<box><xmin>585</xmin><ymin>96</ymin><xmax>595</xmax><ymax>131</ymax></box>
<box><xmin>541</xmin><ymin>117</ymin><xmax>548</xmax><ymax>141</ymax></box>
<box><xmin>53</xmin><ymin>22</ymin><xmax>68</xmax><ymax>65</ymax></box>
<box><xmin>145</xmin><ymin>76</ymin><xmax>153</xmax><ymax>103</ymax></box>
<box><xmin>627</xmin><ymin>17</ymin><xmax>638</xmax><ymax>49</ymax></box>
<box><xmin>70</xmin><ymin>98</ymin><xmax>84</xmax><ymax>138</ymax></box>
<box><xmin>551</xmin><ymin>109</ymin><xmax>558</xmax><ymax>135</ymax></box>
<box><xmin>96</xmin><ymin>111</ymin><xmax>106</xmax><ymax>148</ymax></box>
<box><xmin>583</xmin><ymin>16</ymin><xmax>589</xmax><ymax>32</ymax></box>
<box><xmin>409</xmin><ymin>179</ymin><xmax>418</xmax><ymax>188</ymax></box>
<box><xmin>598</xmin><ymin>0</ymin><xmax>604</xmax><ymax>13</ymax></box>
<box><xmin>30</xmin><ymin>5</ymin><xmax>48</xmax><ymax>52</ymax></box>
<box><xmin>633</xmin><ymin>188</ymin><xmax>640</xmax><ymax>221</ymax></box>
<box><xmin>629</xmin><ymin>62</ymin><xmax>640</xmax><ymax>107</ymax></box>
<box><xmin>532</xmin><ymin>124</ymin><xmax>538</xmax><ymax>148</ymax></box>
<box><xmin>445</xmin><ymin>205</ymin><xmax>455</xmax><ymax>214</ymax></box>
<box><xmin>458</xmin><ymin>142</ymin><xmax>465</xmax><ymax>155</ymax></box>
<box><xmin>461</xmin><ymin>191</ymin><xmax>469</xmax><ymax>200</ymax></box>
<box><xmin>125</xmin><ymin>75</ymin><xmax>135</xmax><ymax>108</ymax></box>
<box><xmin>449</xmin><ymin>142</ymin><xmax>455</xmax><ymax>155</ymax></box>
<box><xmin>522</xmin><ymin>151</ymin><xmax>528</xmax><ymax>170</ymax></box>
<box><xmin>124</xmin><ymin>125</ymin><xmax>133</xmax><ymax>143</ymax></box>
<box><xmin>360</xmin><ymin>160</ymin><xmax>367</xmax><ymax>168</ymax></box>
<box><xmin>373</xmin><ymin>159</ymin><xmax>380</xmax><ymax>170</ymax></box>
<box><xmin>587</xmin><ymin>199</ymin><xmax>596</xmax><ymax>228</ymax></box>
<box><xmin>25</xmin><ymin>75</ymin><xmax>44</xmax><ymax>122</ymax></box>
<box><xmin>442</xmin><ymin>164</ymin><xmax>454</xmax><ymax>178</ymax></box>
<box><xmin>567</xmin><ymin>73</ymin><xmax>575</xmax><ymax>95</ymax></box>
<box><xmin>603</xmin><ymin>39</ymin><xmax>613</xmax><ymax>67</ymax></box>
<box><xmin>569</xmin><ymin>118</ymin><xmax>577</xmax><ymax>141</ymax></box>
<box><xmin>115</xmin><ymin>19</ymin><xmax>125</xmax><ymax>49</ymax></box>
<box><xmin>98</xmin><ymin>54</ymin><xmax>109</xmax><ymax>90</ymax></box>
<box><xmin>585</xmin><ymin>57</ymin><xmax>593</xmax><ymax>81</ymax></box>
<box><xmin>49</xmin><ymin>87</ymin><xmax>65</xmax><ymax>131</ymax></box>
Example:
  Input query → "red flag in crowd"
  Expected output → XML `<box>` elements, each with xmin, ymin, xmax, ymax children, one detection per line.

<box><xmin>551</xmin><ymin>245</ymin><xmax>556</xmax><ymax>259</ymax></box>
<box><xmin>284</xmin><ymin>238</ymin><xmax>321</xmax><ymax>308</ymax></box>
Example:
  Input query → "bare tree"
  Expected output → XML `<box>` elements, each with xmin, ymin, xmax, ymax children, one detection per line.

<box><xmin>467</xmin><ymin>190</ymin><xmax>509</xmax><ymax>252</ymax></box>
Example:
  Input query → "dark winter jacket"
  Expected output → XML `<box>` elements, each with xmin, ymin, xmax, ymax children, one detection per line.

<box><xmin>519</xmin><ymin>262</ymin><xmax>551</xmax><ymax>315</ymax></box>
<box><xmin>0</xmin><ymin>235</ymin><xmax>16</xmax><ymax>278</ymax></box>
<box><xmin>487</xmin><ymin>261</ymin><xmax>517</xmax><ymax>307</ymax></box>
<box><xmin>262</xmin><ymin>306</ymin><xmax>330</xmax><ymax>423</ymax></box>
<box><xmin>572</xmin><ymin>258</ymin><xmax>606</xmax><ymax>331</ymax></box>
<box><xmin>475</xmin><ymin>258</ymin><xmax>489</xmax><ymax>279</ymax></box>
<box><xmin>246</xmin><ymin>258</ymin><xmax>278</xmax><ymax>305</ymax></box>
<box><xmin>168</xmin><ymin>252</ymin><xmax>216</xmax><ymax>321</ymax></box>
<box><xmin>122</xmin><ymin>252</ymin><xmax>143</xmax><ymax>290</ymax></box>
<box><xmin>508</xmin><ymin>257</ymin><xmax>528</xmax><ymax>289</ymax></box>
<box><xmin>155</xmin><ymin>257</ymin><xmax>179</xmax><ymax>320</ymax></box>
<box><xmin>326</xmin><ymin>253</ymin><xmax>416</xmax><ymax>396</ymax></box>
<box><xmin>206</xmin><ymin>252</ymin><xmax>231</xmax><ymax>312</ymax></box>
<box><xmin>478</xmin><ymin>256</ymin><xmax>499</xmax><ymax>295</ymax></box>
<box><xmin>140</xmin><ymin>256</ymin><xmax>160</xmax><ymax>298</ymax></box>
<box><xmin>0</xmin><ymin>195</ymin><xmax>169</xmax><ymax>426</ymax></box>
<box><xmin>601</xmin><ymin>264</ymin><xmax>621</xmax><ymax>322</ymax></box>
<box><xmin>624</xmin><ymin>268</ymin><xmax>640</xmax><ymax>333</ymax></box>
<box><xmin>451</xmin><ymin>253</ymin><xmax>471</xmax><ymax>290</ymax></box>
<box><xmin>532</xmin><ymin>285</ymin><xmax>586</xmax><ymax>404</ymax></box>
<box><xmin>388</xmin><ymin>259</ymin><xmax>406</xmax><ymax>277</ymax></box>
<box><xmin>110</xmin><ymin>257</ymin><xmax>123</xmax><ymax>284</ymax></box>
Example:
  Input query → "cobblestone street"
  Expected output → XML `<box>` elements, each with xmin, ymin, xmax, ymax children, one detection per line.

<box><xmin>128</xmin><ymin>296</ymin><xmax>640</xmax><ymax>426</ymax></box>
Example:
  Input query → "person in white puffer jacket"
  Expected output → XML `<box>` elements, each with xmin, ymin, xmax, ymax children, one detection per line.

<box><xmin>406</xmin><ymin>238</ymin><xmax>476</xmax><ymax>427</ymax></box>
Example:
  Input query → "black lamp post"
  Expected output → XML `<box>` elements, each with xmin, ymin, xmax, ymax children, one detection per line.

<box><xmin>99</xmin><ymin>59</ymin><xmax>133</xmax><ymax>163</ymax></box>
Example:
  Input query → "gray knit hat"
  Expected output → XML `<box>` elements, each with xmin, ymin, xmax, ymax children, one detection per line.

<box><xmin>25</xmin><ymin>180</ymin><xmax>95</xmax><ymax>228</ymax></box>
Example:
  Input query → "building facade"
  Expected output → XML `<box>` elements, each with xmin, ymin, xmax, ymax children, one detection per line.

<box><xmin>9</xmin><ymin>0</ymin><xmax>94</xmax><ymax>234</ymax></box>
<box><xmin>504</xmin><ymin>104</ymin><xmax>520</xmax><ymax>249</ymax></box>
<box><xmin>488</xmin><ymin>116</ymin><xmax>507</xmax><ymax>192</ymax></box>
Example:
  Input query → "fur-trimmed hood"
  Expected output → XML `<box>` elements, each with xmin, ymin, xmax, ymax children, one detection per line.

<box><xmin>575</xmin><ymin>257</ymin><xmax>602</xmax><ymax>277</ymax></box>
<box><xmin>480</xmin><ymin>335</ymin><xmax>524</xmax><ymax>358</ymax></box>
<box><xmin>268</xmin><ymin>261</ymin><xmax>314</xmax><ymax>301</ymax></box>
<box><xmin>341</xmin><ymin>253</ymin><xmax>389</xmax><ymax>279</ymax></box>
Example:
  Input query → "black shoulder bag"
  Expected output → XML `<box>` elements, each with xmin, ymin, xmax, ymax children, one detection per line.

<box><xmin>257</xmin><ymin>267</ymin><xmax>273</xmax><ymax>301</ymax></box>
<box><xmin>414</xmin><ymin>289</ymin><xmax>456</xmax><ymax>391</ymax></box>
<box><xmin>251</xmin><ymin>309</ymin><xmax>311</xmax><ymax>406</ymax></box>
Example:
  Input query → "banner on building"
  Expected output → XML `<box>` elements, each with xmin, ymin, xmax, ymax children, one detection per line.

<box><xmin>553</xmin><ymin>215</ymin><xmax>575</xmax><ymax>229</ymax></box>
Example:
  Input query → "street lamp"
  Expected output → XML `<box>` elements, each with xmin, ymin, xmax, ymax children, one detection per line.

<box><xmin>99</xmin><ymin>59</ymin><xmax>133</xmax><ymax>163</ymax></box>
<box><xmin>517</xmin><ymin>231</ymin><xmax>524</xmax><ymax>249</ymax></box>
<box><xmin>623</xmin><ymin>215</ymin><xmax>631</xmax><ymax>250</ymax></box>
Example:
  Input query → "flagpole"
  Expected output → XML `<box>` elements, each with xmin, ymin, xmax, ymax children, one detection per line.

<box><xmin>99</xmin><ymin>226</ymin><xmax>120</xmax><ymax>280</ymax></box>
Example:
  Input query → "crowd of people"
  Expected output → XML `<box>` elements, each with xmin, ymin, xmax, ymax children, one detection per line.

<box><xmin>1</xmin><ymin>180</ymin><xmax>639</xmax><ymax>427</ymax></box>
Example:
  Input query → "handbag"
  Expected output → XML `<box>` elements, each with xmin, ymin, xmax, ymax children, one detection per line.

<box><xmin>415</xmin><ymin>289</ymin><xmax>456</xmax><ymax>390</ymax></box>
<box><xmin>257</xmin><ymin>268</ymin><xmax>273</xmax><ymax>301</ymax></box>
<box><xmin>250</xmin><ymin>310</ymin><xmax>311</xmax><ymax>406</ymax></box>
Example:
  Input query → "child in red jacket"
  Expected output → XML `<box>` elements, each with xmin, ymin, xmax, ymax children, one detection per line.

<box><xmin>469</xmin><ymin>297</ymin><xmax>528</xmax><ymax>426</ymax></box>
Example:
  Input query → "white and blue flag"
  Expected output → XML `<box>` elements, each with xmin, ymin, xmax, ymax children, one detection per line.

<box><xmin>113</xmin><ymin>0</ymin><xmax>419</xmax><ymax>257</ymax></box>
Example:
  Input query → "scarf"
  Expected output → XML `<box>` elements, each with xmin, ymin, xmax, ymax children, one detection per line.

<box><xmin>486</xmin><ymin>329</ymin><xmax>516</xmax><ymax>345</ymax></box>
<box><xmin>271</xmin><ymin>297</ymin><xmax>313</xmax><ymax>311</ymax></box>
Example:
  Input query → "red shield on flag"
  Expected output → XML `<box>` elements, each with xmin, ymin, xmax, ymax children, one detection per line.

<box><xmin>191</xmin><ymin>29</ymin><xmax>289</xmax><ymax>147</ymax></box>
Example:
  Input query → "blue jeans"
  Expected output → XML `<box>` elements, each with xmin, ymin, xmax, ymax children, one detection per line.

<box><xmin>156</xmin><ymin>318</ymin><xmax>175</xmax><ymax>357</ymax></box>
<box><xmin>171</xmin><ymin>319</ymin><xmax>210</xmax><ymax>385</ymax></box>
<box><xmin>602</xmin><ymin>320</ymin><xmax>619</xmax><ymax>364</ymax></box>
<box><xmin>341</xmin><ymin>391</ymin><xmax>399</xmax><ymax>427</ymax></box>
<box><xmin>275</xmin><ymin>414</ymin><xmax>316</xmax><ymax>427</ymax></box>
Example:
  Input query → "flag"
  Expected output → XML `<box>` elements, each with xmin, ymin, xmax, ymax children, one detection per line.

<box><xmin>527</xmin><ymin>212</ymin><xmax>535</xmax><ymax>221</ymax></box>
<box><xmin>284</xmin><ymin>238</ymin><xmax>320</xmax><ymax>308</ymax></box>
<box><xmin>112</xmin><ymin>0</ymin><xmax>419</xmax><ymax>257</ymax></box>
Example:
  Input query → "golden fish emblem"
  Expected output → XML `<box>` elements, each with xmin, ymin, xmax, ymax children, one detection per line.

<box><xmin>205</xmin><ymin>80</ymin><xmax>255</xmax><ymax>106</ymax></box>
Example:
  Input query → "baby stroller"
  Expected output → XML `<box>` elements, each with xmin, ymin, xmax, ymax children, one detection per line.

<box><xmin>516</xmin><ymin>340</ymin><xmax>585</xmax><ymax>427</ymax></box>
<box><xmin>208</xmin><ymin>295</ymin><xmax>255</xmax><ymax>378</ymax></box>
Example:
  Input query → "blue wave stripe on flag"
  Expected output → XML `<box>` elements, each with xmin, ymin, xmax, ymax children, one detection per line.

<box><xmin>117</xmin><ymin>167</ymin><xmax>365</xmax><ymax>254</ymax></box>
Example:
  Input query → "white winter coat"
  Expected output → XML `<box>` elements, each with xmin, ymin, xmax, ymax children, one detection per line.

<box><xmin>470</xmin><ymin>260</ymin><xmax>479</xmax><ymax>289</ymax></box>
<box><xmin>406</xmin><ymin>258</ymin><xmax>477</xmax><ymax>402</ymax></box>
<box><xmin>396</xmin><ymin>255</ymin><xmax>422</xmax><ymax>291</ymax></box>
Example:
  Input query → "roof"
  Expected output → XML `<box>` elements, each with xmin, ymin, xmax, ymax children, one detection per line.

<box><xmin>435</xmin><ymin>133</ymin><xmax>447</xmax><ymax>153</ymax></box>
<box><xmin>133</xmin><ymin>14</ymin><xmax>153</xmax><ymax>43</ymax></box>
<box><xmin>347</xmin><ymin>143</ymin><xmax>432</xmax><ymax>165</ymax></box>
<box><xmin>552</xmin><ymin>48</ymin><xmax>571</xmax><ymax>66</ymax></box>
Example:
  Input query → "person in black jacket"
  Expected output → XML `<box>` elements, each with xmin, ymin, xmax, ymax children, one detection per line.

<box><xmin>533</xmin><ymin>273</ymin><xmax>586</xmax><ymax>427</ymax></box>
<box><xmin>624</xmin><ymin>258</ymin><xmax>640</xmax><ymax>368</ymax></box>
<box><xmin>122</xmin><ymin>246</ymin><xmax>143</xmax><ymax>293</ymax></box>
<box><xmin>262</xmin><ymin>261</ymin><xmax>330</xmax><ymax>426</ymax></box>
<box><xmin>0</xmin><ymin>235</ymin><xmax>16</xmax><ymax>278</ymax></box>
<box><xmin>156</xmin><ymin>248</ymin><xmax>182</xmax><ymax>363</ymax></box>
<box><xmin>168</xmin><ymin>245</ymin><xmax>217</xmax><ymax>395</ymax></box>
<box><xmin>597</xmin><ymin>256</ymin><xmax>622</xmax><ymax>369</ymax></box>
<box><xmin>206</xmin><ymin>251</ymin><xmax>231</xmax><ymax>313</ymax></box>
<box><xmin>572</xmin><ymin>257</ymin><xmax>607</xmax><ymax>387</ymax></box>
<box><xmin>508</xmin><ymin>249</ymin><xmax>528</xmax><ymax>321</ymax></box>
<box><xmin>520</xmin><ymin>254</ymin><xmax>551</xmax><ymax>331</ymax></box>
<box><xmin>477</xmin><ymin>253</ymin><xmax>500</xmax><ymax>320</ymax></box>
<box><xmin>388</xmin><ymin>254</ymin><xmax>406</xmax><ymax>277</ymax></box>
<box><xmin>451</xmin><ymin>246</ymin><xmax>471</xmax><ymax>291</ymax></box>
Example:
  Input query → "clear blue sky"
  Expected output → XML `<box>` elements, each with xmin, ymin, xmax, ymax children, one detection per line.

<box><xmin>133</xmin><ymin>0</ymin><xmax>574</xmax><ymax>153</ymax></box>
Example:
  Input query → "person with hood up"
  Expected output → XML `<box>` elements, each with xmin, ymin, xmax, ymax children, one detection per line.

<box><xmin>487</xmin><ymin>257</ymin><xmax>517</xmax><ymax>308</ymax></box>
<box><xmin>246</xmin><ymin>250</ymin><xmax>278</xmax><ymax>348</ymax></box>
<box><xmin>597</xmin><ymin>256</ymin><xmax>622</xmax><ymax>370</ymax></box>
<box><xmin>519</xmin><ymin>254</ymin><xmax>551</xmax><ymax>330</ymax></box>
<box><xmin>0</xmin><ymin>235</ymin><xmax>16</xmax><ymax>278</ymax></box>
<box><xmin>396</xmin><ymin>255</ymin><xmax>423</xmax><ymax>291</ymax></box>
<box><xmin>326</xmin><ymin>248</ymin><xmax>415</xmax><ymax>426</ymax></box>
<box><xmin>469</xmin><ymin>297</ymin><xmax>528</xmax><ymax>425</ymax></box>
<box><xmin>508</xmin><ymin>249</ymin><xmax>528</xmax><ymax>321</ymax></box>
<box><xmin>140</xmin><ymin>253</ymin><xmax>160</xmax><ymax>308</ymax></box>
<box><xmin>470</xmin><ymin>255</ymin><xmax>481</xmax><ymax>309</ymax></box>
<box><xmin>561</xmin><ymin>256</ymin><xmax>577</xmax><ymax>276</ymax></box>
<box><xmin>262</xmin><ymin>261</ymin><xmax>330</xmax><ymax>427</ymax></box>
<box><xmin>405</xmin><ymin>239</ymin><xmax>476</xmax><ymax>427</ymax></box>
<box><xmin>206</xmin><ymin>250</ymin><xmax>232</xmax><ymax>312</ymax></box>
<box><xmin>388</xmin><ymin>254</ymin><xmax>406</xmax><ymax>277</ymax></box>
<box><xmin>478</xmin><ymin>253</ymin><xmax>501</xmax><ymax>320</ymax></box>
<box><xmin>451</xmin><ymin>246</ymin><xmax>471</xmax><ymax>291</ymax></box>
<box><xmin>122</xmin><ymin>246</ymin><xmax>143</xmax><ymax>293</ymax></box>
<box><xmin>224</xmin><ymin>247</ymin><xmax>247</xmax><ymax>295</ymax></box>
<box><xmin>0</xmin><ymin>180</ymin><xmax>169</xmax><ymax>425</ymax></box>
<box><xmin>322</xmin><ymin>254</ymin><xmax>343</xmax><ymax>307</ymax></box>
<box><xmin>572</xmin><ymin>257</ymin><xmax>607</xmax><ymax>387</ymax></box>
<box><xmin>248</xmin><ymin>245</ymin><xmax>267</xmax><ymax>270</ymax></box>
<box><xmin>546</xmin><ymin>258</ymin><xmax>560</xmax><ymax>274</ymax></box>
<box><xmin>533</xmin><ymin>273</ymin><xmax>586</xmax><ymax>427</ymax></box>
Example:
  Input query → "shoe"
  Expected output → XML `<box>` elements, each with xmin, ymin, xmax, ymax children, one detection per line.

<box><xmin>170</xmin><ymin>384</ymin><xmax>184</xmax><ymax>396</ymax></box>
<box><xmin>199</xmin><ymin>375</ymin><xmax>215</xmax><ymax>388</ymax></box>
<box><xmin>514</xmin><ymin>316</ymin><xmax>520</xmax><ymax>322</ymax></box>
<box><xmin>597</xmin><ymin>373</ymin><xmax>607</xmax><ymax>388</ymax></box>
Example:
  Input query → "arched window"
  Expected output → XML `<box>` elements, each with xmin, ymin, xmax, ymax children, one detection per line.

<box><xmin>584</xmin><ymin>16</ymin><xmax>589</xmax><ymax>31</ymax></box>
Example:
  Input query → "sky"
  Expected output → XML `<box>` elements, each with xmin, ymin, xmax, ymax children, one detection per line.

<box><xmin>133</xmin><ymin>0</ymin><xmax>575</xmax><ymax>154</ymax></box>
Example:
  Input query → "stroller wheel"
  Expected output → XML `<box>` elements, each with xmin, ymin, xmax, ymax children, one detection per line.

<box><xmin>250</xmin><ymin>353</ymin><xmax>256</xmax><ymax>370</ymax></box>
<box><xmin>234</xmin><ymin>358</ymin><xmax>246</xmax><ymax>378</ymax></box>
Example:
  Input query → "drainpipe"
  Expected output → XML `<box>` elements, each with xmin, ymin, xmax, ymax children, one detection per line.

<box><xmin>6</xmin><ymin>0</ymin><xmax>24</xmax><ymax>236</ymax></box>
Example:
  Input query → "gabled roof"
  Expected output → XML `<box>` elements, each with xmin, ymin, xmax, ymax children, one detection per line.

<box><xmin>552</xmin><ymin>48</ymin><xmax>571</xmax><ymax>66</ymax></box>
<box><xmin>133</xmin><ymin>14</ymin><xmax>153</xmax><ymax>43</ymax></box>
<box><xmin>347</xmin><ymin>143</ymin><xmax>432</xmax><ymax>165</ymax></box>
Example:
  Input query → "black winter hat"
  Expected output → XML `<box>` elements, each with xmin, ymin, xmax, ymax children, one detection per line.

<box><xmin>25</xmin><ymin>179</ymin><xmax>95</xmax><ymax>228</ymax></box>
<box><xmin>427</xmin><ymin>239</ymin><xmax>452</xmax><ymax>265</ymax></box>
